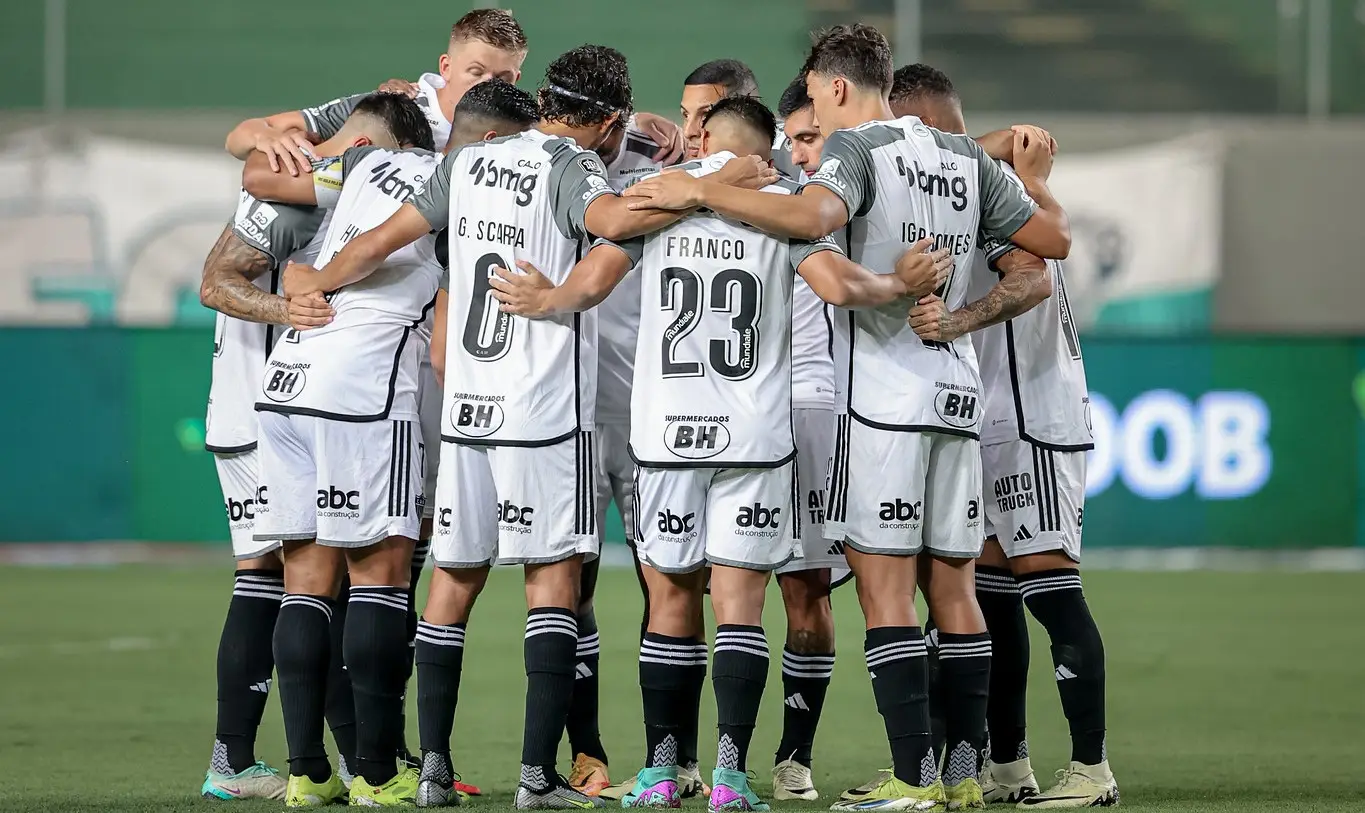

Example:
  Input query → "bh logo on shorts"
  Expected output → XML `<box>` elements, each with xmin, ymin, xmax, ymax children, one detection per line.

<box><xmin>656</xmin><ymin>510</ymin><xmax>697</xmax><ymax>542</ymax></box>
<box><xmin>225</xmin><ymin>486</ymin><xmax>269</xmax><ymax>524</ymax></box>
<box><xmin>735</xmin><ymin>502</ymin><xmax>781</xmax><ymax>537</ymax></box>
<box><xmin>664</xmin><ymin>418</ymin><xmax>731</xmax><ymax>460</ymax></box>
<box><xmin>263</xmin><ymin>363</ymin><xmax>308</xmax><ymax>403</ymax></box>
<box><xmin>497</xmin><ymin>500</ymin><xmax>534</xmax><ymax>534</ymax></box>
<box><xmin>934</xmin><ymin>386</ymin><xmax>980</xmax><ymax>429</ymax></box>
<box><xmin>993</xmin><ymin>473</ymin><xmax>1035</xmax><ymax>514</ymax></box>
<box><xmin>317</xmin><ymin>486</ymin><xmax>361</xmax><ymax>519</ymax></box>
<box><xmin>878</xmin><ymin>499</ymin><xmax>922</xmax><ymax>530</ymax></box>
<box><xmin>451</xmin><ymin>400</ymin><xmax>504</xmax><ymax>438</ymax></box>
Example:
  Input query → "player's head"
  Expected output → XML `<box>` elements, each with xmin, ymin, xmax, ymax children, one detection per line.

<box><xmin>700</xmin><ymin>95</ymin><xmax>776</xmax><ymax>162</ymax></box>
<box><xmin>802</xmin><ymin>24</ymin><xmax>893</xmax><ymax>133</ymax></box>
<box><xmin>337</xmin><ymin>92</ymin><xmax>436</xmax><ymax>152</ymax></box>
<box><xmin>680</xmin><ymin>59</ymin><xmax>760</xmax><ymax>159</ymax></box>
<box><xmin>538</xmin><ymin>45</ymin><xmax>634</xmax><ymax>151</ymax></box>
<box><xmin>889</xmin><ymin>63</ymin><xmax>964</xmax><ymax>134</ymax></box>
<box><xmin>448</xmin><ymin>79</ymin><xmax>538</xmax><ymax>150</ymax></box>
<box><xmin>778</xmin><ymin>73</ymin><xmax>824</xmax><ymax>174</ymax></box>
<box><xmin>439</xmin><ymin>9</ymin><xmax>529</xmax><ymax>107</ymax></box>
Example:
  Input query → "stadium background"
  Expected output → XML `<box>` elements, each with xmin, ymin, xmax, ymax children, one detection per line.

<box><xmin>1</xmin><ymin>2</ymin><xmax>1362</xmax><ymax>812</ymax></box>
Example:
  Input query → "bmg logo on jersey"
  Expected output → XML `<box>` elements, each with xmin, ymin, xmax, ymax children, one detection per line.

<box><xmin>878</xmin><ymin>498</ymin><xmax>922</xmax><ymax>530</ymax></box>
<box><xmin>263</xmin><ymin>362</ymin><xmax>308</xmax><ymax>403</ymax></box>
<box><xmin>736</xmin><ymin>502</ymin><xmax>782</xmax><ymax>536</ymax></box>
<box><xmin>368</xmin><ymin>161</ymin><xmax>424</xmax><ymax>202</ymax></box>
<box><xmin>656</xmin><ymin>510</ymin><xmax>697</xmax><ymax>541</ymax></box>
<box><xmin>468</xmin><ymin>156</ymin><xmax>538</xmax><ymax>207</ymax></box>
<box><xmin>993</xmin><ymin>473</ymin><xmax>1035</xmax><ymax>513</ymax></box>
<box><xmin>451</xmin><ymin>399</ymin><xmax>505</xmax><ymax>438</ymax></box>
<box><xmin>934</xmin><ymin>386</ymin><xmax>980</xmax><ymax>429</ymax></box>
<box><xmin>895</xmin><ymin>156</ymin><xmax>969</xmax><ymax>212</ymax></box>
<box><xmin>664</xmin><ymin>418</ymin><xmax>731</xmax><ymax>460</ymax></box>
<box><xmin>317</xmin><ymin>486</ymin><xmax>361</xmax><ymax>518</ymax></box>
<box><xmin>497</xmin><ymin>500</ymin><xmax>534</xmax><ymax>534</ymax></box>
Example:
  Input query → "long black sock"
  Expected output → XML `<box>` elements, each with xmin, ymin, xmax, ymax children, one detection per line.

<box><xmin>678</xmin><ymin>638</ymin><xmax>707</xmax><ymax>768</ymax></box>
<box><xmin>344</xmin><ymin>586</ymin><xmax>410</xmax><ymax>786</ymax></box>
<box><xmin>976</xmin><ymin>566</ymin><xmax>1029</xmax><ymax>764</ymax></box>
<box><xmin>520</xmin><ymin>608</ymin><xmax>578</xmax><ymax>790</ymax></box>
<box><xmin>212</xmin><ymin>570</ymin><xmax>283</xmax><ymax>775</ymax></box>
<box><xmin>1020</xmin><ymin>570</ymin><xmax>1107</xmax><ymax>765</ymax></box>
<box><xmin>415</xmin><ymin>618</ymin><xmax>465</xmax><ymax>780</ymax></box>
<box><xmin>937</xmin><ymin>632</ymin><xmax>991</xmax><ymax>785</ymax></box>
<box><xmin>865</xmin><ymin>626</ymin><xmax>935</xmax><ymax>787</ymax></box>
<box><xmin>639</xmin><ymin>633</ymin><xmax>706</xmax><ymax>768</ymax></box>
<box><xmin>325</xmin><ymin>577</ymin><xmax>355</xmax><ymax>776</ymax></box>
<box><xmin>712</xmin><ymin>625</ymin><xmax>769</xmax><ymax>772</ymax></box>
<box><xmin>567</xmin><ymin>609</ymin><xmax>607</xmax><ymax>763</ymax></box>
<box><xmin>924</xmin><ymin>618</ymin><xmax>946</xmax><ymax>760</ymax></box>
<box><xmin>398</xmin><ymin>540</ymin><xmax>429</xmax><ymax>761</ymax></box>
<box><xmin>274</xmin><ymin>594</ymin><xmax>335</xmax><ymax>782</ymax></box>
<box><xmin>775</xmin><ymin>646</ymin><xmax>834</xmax><ymax>768</ymax></box>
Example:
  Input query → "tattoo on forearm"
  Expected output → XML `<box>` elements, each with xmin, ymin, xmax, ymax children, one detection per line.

<box><xmin>200</xmin><ymin>225</ymin><xmax>290</xmax><ymax>325</ymax></box>
<box><xmin>956</xmin><ymin>249</ymin><xmax>1048</xmax><ymax>333</ymax></box>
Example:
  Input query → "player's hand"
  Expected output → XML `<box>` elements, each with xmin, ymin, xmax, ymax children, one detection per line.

<box><xmin>623</xmin><ymin>171</ymin><xmax>704</xmax><ymax>211</ymax></box>
<box><xmin>254</xmin><ymin>128</ymin><xmax>316</xmax><ymax>176</ymax></box>
<box><xmin>894</xmin><ymin>238</ymin><xmax>954</xmax><ymax>299</ymax></box>
<box><xmin>1011</xmin><ymin>125</ymin><xmax>1056</xmax><ymax>180</ymax></box>
<box><xmin>975</xmin><ymin>129</ymin><xmax>1016</xmax><ymax>162</ymax></box>
<box><xmin>908</xmin><ymin>294</ymin><xmax>964</xmax><ymax>342</ymax></box>
<box><xmin>635</xmin><ymin>112</ymin><xmax>685</xmax><ymax>164</ymax></box>
<box><xmin>282</xmin><ymin>261</ymin><xmax>325</xmax><ymax>300</ymax></box>
<box><xmin>711</xmin><ymin>154</ymin><xmax>780</xmax><ymax>191</ymax></box>
<box><xmin>287</xmin><ymin>291</ymin><xmax>334</xmax><ymax>331</ymax></box>
<box><xmin>489</xmin><ymin>260</ymin><xmax>555</xmax><ymax>319</ymax></box>
<box><xmin>377</xmin><ymin>78</ymin><xmax>420</xmax><ymax>98</ymax></box>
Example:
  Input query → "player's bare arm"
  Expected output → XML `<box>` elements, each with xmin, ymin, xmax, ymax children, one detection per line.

<box><xmin>634</xmin><ymin>112</ymin><xmax>686</xmax><ymax>163</ymax></box>
<box><xmin>430</xmin><ymin>289</ymin><xmax>449</xmax><ymax>388</ymax></box>
<box><xmin>909</xmin><ymin>247</ymin><xmax>1050</xmax><ymax>343</ymax></box>
<box><xmin>585</xmin><ymin>155</ymin><xmax>776</xmax><ymax>241</ymax></box>
<box><xmin>241</xmin><ymin>151</ymin><xmax>320</xmax><ymax>206</ymax></box>
<box><xmin>799</xmin><ymin>238</ymin><xmax>952</xmax><ymax>308</ymax></box>
<box><xmin>282</xmin><ymin>203</ymin><xmax>431</xmax><ymax>306</ymax></box>
<box><xmin>225</xmin><ymin>112</ymin><xmax>317</xmax><ymax>175</ymax></box>
<box><xmin>489</xmin><ymin>244</ymin><xmax>635</xmax><ymax>318</ymax></box>
<box><xmin>198</xmin><ymin>225</ymin><xmax>293</xmax><ymax>325</ymax></box>
<box><xmin>1000</xmin><ymin>126</ymin><xmax>1070</xmax><ymax>259</ymax></box>
<box><xmin>624</xmin><ymin>168</ymin><xmax>843</xmax><ymax>241</ymax></box>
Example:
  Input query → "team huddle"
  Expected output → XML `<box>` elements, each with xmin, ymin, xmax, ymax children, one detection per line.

<box><xmin>199</xmin><ymin>10</ymin><xmax>1114</xmax><ymax>811</ymax></box>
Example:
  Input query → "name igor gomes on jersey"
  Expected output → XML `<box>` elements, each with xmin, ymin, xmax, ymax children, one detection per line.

<box><xmin>254</xmin><ymin>145</ymin><xmax>442</xmax><ymax>423</ymax></box>
<box><xmin>804</xmin><ymin>116</ymin><xmax>1037</xmax><ymax>438</ymax></box>
<box><xmin>626</xmin><ymin>152</ymin><xmax>841</xmax><ymax>468</ymax></box>
<box><xmin>410</xmin><ymin>129</ymin><xmax>631</xmax><ymax>447</ymax></box>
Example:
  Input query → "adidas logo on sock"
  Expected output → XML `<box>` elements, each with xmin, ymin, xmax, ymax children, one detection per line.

<box><xmin>1055</xmin><ymin>665</ymin><xmax>1078</xmax><ymax>681</ymax></box>
<box><xmin>784</xmin><ymin>693</ymin><xmax>810</xmax><ymax>711</ymax></box>
<box><xmin>249</xmin><ymin>680</ymin><xmax>272</xmax><ymax>694</ymax></box>
<box><xmin>575</xmin><ymin>663</ymin><xmax>594</xmax><ymax>679</ymax></box>
<box><xmin>1014</xmin><ymin>526</ymin><xmax>1033</xmax><ymax>542</ymax></box>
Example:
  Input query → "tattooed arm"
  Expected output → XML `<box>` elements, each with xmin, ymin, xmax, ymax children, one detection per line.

<box><xmin>908</xmin><ymin>248</ymin><xmax>1052</xmax><ymax>342</ymax></box>
<box><xmin>198</xmin><ymin>223</ymin><xmax>290</xmax><ymax>325</ymax></box>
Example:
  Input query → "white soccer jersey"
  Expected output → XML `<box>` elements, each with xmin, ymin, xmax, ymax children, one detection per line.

<box><xmin>411</xmin><ymin>129</ymin><xmax>624</xmax><ymax>446</ymax></box>
<box><xmin>596</xmin><ymin>118</ymin><xmax>672</xmax><ymax>423</ymax></box>
<box><xmin>256</xmin><ymin>146</ymin><xmax>442</xmax><ymax>422</ymax></box>
<box><xmin>206</xmin><ymin>190</ymin><xmax>327</xmax><ymax>453</ymax></box>
<box><xmin>805</xmin><ymin>117</ymin><xmax>1038</xmax><ymax>437</ymax></box>
<box><xmin>629</xmin><ymin>153</ymin><xmax>839</xmax><ymax>467</ymax></box>
<box><xmin>971</xmin><ymin>164</ymin><xmax>1092</xmax><ymax>450</ymax></box>
<box><xmin>302</xmin><ymin>73</ymin><xmax>452</xmax><ymax>149</ymax></box>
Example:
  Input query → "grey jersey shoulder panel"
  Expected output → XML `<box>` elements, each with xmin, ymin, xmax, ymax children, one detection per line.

<box><xmin>804</xmin><ymin>127</ymin><xmax>879</xmax><ymax>218</ymax></box>
<box><xmin>546</xmin><ymin>138</ymin><xmax>613</xmax><ymax>241</ymax></box>
<box><xmin>410</xmin><ymin>143</ymin><xmax>473</xmax><ymax>230</ymax></box>
<box><xmin>788</xmin><ymin>232</ymin><xmax>843</xmax><ymax>270</ymax></box>
<box><xmin>231</xmin><ymin>194</ymin><xmax>326</xmax><ymax>270</ymax></box>
<box><xmin>301</xmin><ymin>93</ymin><xmax>367</xmax><ymax>140</ymax></box>
<box><xmin>340</xmin><ymin>144</ymin><xmax>383</xmax><ymax>178</ymax></box>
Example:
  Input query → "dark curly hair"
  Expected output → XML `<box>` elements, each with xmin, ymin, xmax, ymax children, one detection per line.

<box><xmin>801</xmin><ymin>24</ymin><xmax>894</xmax><ymax>96</ymax></box>
<box><xmin>890</xmin><ymin>63</ymin><xmax>958</xmax><ymax>107</ymax></box>
<box><xmin>777</xmin><ymin>73</ymin><xmax>812</xmax><ymax>118</ymax></box>
<box><xmin>350</xmin><ymin>92</ymin><xmax>435</xmax><ymax>151</ymax></box>
<box><xmin>537</xmin><ymin>45</ymin><xmax>633</xmax><ymax>128</ymax></box>
<box><xmin>702</xmin><ymin>95</ymin><xmax>776</xmax><ymax>147</ymax></box>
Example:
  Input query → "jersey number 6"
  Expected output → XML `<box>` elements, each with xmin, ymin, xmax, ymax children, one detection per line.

<box><xmin>462</xmin><ymin>252</ymin><xmax>515</xmax><ymax>362</ymax></box>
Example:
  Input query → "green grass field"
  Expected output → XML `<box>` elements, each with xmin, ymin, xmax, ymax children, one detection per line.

<box><xmin>1</xmin><ymin>565</ymin><xmax>1362</xmax><ymax>812</ymax></box>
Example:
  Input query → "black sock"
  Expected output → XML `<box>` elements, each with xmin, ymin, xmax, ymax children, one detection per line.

<box><xmin>521</xmin><ymin>608</ymin><xmax>578</xmax><ymax>789</ymax></box>
<box><xmin>567</xmin><ymin>609</ymin><xmax>607</xmax><ymax>763</ymax></box>
<box><xmin>678</xmin><ymin>637</ymin><xmax>707</xmax><ymax>767</ymax></box>
<box><xmin>976</xmin><ymin>566</ymin><xmax>1029</xmax><ymax>764</ymax></box>
<box><xmin>712</xmin><ymin>625</ymin><xmax>769</xmax><ymax>772</ymax></box>
<box><xmin>415</xmin><ymin>619</ymin><xmax>466</xmax><ymax>757</ymax></box>
<box><xmin>937</xmin><ymin>632</ymin><xmax>991</xmax><ymax>785</ymax></box>
<box><xmin>274</xmin><ymin>594</ymin><xmax>335</xmax><ymax>782</ymax></box>
<box><xmin>212</xmin><ymin>570</ymin><xmax>283</xmax><ymax>775</ymax></box>
<box><xmin>397</xmin><ymin>541</ymin><xmax>427</xmax><ymax>762</ymax></box>
<box><xmin>775</xmin><ymin>646</ymin><xmax>834</xmax><ymax>768</ymax></box>
<box><xmin>865</xmin><ymin>626</ymin><xmax>935</xmax><ymax>786</ymax></box>
<box><xmin>1020</xmin><ymin>570</ymin><xmax>1107</xmax><ymax>765</ymax></box>
<box><xmin>344</xmin><ymin>586</ymin><xmax>410</xmax><ymax>787</ymax></box>
<box><xmin>639</xmin><ymin>633</ymin><xmax>706</xmax><ymax>768</ymax></box>
<box><xmin>324</xmin><ymin>581</ymin><xmax>356</xmax><ymax>775</ymax></box>
<box><xmin>924</xmin><ymin>618</ymin><xmax>946</xmax><ymax>760</ymax></box>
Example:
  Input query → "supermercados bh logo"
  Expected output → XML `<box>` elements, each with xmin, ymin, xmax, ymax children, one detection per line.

<box><xmin>450</xmin><ymin>393</ymin><xmax>505</xmax><ymax>438</ymax></box>
<box><xmin>262</xmin><ymin>361</ymin><xmax>308</xmax><ymax>402</ymax></box>
<box><xmin>665</xmin><ymin>414</ymin><xmax>731</xmax><ymax>459</ymax></box>
<box><xmin>934</xmin><ymin>383</ymin><xmax>981</xmax><ymax>429</ymax></box>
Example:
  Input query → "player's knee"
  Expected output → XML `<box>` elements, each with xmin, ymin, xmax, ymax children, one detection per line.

<box><xmin>978</xmin><ymin>537</ymin><xmax>1010</xmax><ymax>569</ymax></box>
<box><xmin>424</xmin><ymin>566</ymin><xmax>487</xmax><ymax>624</ymax></box>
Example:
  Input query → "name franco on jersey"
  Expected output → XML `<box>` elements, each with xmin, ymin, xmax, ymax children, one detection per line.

<box><xmin>252</xmin><ymin>144</ymin><xmax>442</xmax><ymax>548</ymax></box>
<box><xmin>410</xmin><ymin>129</ymin><xmax>632</xmax><ymax>568</ymax></box>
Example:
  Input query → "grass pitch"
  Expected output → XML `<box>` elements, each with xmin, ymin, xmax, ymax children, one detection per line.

<box><xmin>0</xmin><ymin>565</ymin><xmax>1361</xmax><ymax>812</ymax></box>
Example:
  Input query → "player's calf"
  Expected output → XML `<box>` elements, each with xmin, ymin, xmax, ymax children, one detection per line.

<box><xmin>925</xmin><ymin>556</ymin><xmax>991</xmax><ymax>806</ymax></box>
<box><xmin>773</xmin><ymin>569</ymin><xmax>834</xmax><ymax>801</ymax></box>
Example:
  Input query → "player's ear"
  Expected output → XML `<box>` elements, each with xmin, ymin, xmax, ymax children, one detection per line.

<box><xmin>353</xmin><ymin>135</ymin><xmax>373</xmax><ymax>149</ymax></box>
<box><xmin>438</xmin><ymin>52</ymin><xmax>453</xmax><ymax>79</ymax></box>
<box><xmin>832</xmin><ymin>77</ymin><xmax>847</xmax><ymax>106</ymax></box>
<box><xmin>482</xmin><ymin>129</ymin><xmax>498</xmax><ymax>142</ymax></box>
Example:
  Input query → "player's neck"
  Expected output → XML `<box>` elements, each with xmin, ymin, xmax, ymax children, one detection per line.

<box><xmin>536</xmin><ymin>120</ymin><xmax>600</xmax><ymax>150</ymax></box>
<box><xmin>435</xmin><ymin>84</ymin><xmax>459</xmax><ymax>124</ymax></box>
<box><xmin>835</xmin><ymin>94</ymin><xmax>895</xmax><ymax>130</ymax></box>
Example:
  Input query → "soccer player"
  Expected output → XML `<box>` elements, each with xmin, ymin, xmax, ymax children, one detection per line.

<box><xmin>245</xmin><ymin>93</ymin><xmax>439</xmax><ymax>807</ymax></box>
<box><xmin>892</xmin><ymin>64</ymin><xmax>1118</xmax><ymax>809</ymax></box>
<box><xmin>678</xmin><ymin>60</ymin><xmax>760</xmax><ymax>161</ymax></box>
<box><xmin>624</xmin><ymin>23</ymin><xmax>1071</xmax><ymax>811</ymax></box>
<box><xmin>197</xmin><ymin>94</ymin><xmax>421</xmax><ymax>802</ymax></box>
<box><xmin>493</xmin><ymin>94</ymin><xmax>952</xmax><ymax>813</ymax></box>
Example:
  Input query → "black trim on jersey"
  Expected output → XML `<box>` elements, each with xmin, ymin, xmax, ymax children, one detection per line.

<box><xmin>821</xmin><ymin>301</ymin><xmax>834</xmax><ymax>358</ymax></box>
<box><xmin>623</xmin><ymin>132</ymin><xmax>657</xmax><ymax>160</ymax></box>
<box><xmin>442</xmin><ymin>427</ymin><xmax>578</xmax><ymax>448</ymax></box>
<box><xmin>206</xmin><ymin>440</ymin><xmax>258</xmax><ymax>455</ymax></box>
<box><xmin>1003</xmin><ymin>320</ymin><xmax>1095</xmax><ymax>453</ymax></box>
<box><xmin>264</xmin><ymin>266</ymin><xmax>282</xmax><ymax>353</ymax></box>
<box><xmin>256</xmin><ymin>324</ymin><xmax>414</xmax><ymax>422</ymax></box>
<box><xmin>626</xmin><ymin>445</ymin><xmax>797</xmax><ymax>471</ymax></box>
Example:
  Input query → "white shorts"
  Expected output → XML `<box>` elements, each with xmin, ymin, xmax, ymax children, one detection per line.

<box><xmin>596</xmin><ymin>421</ymin><xmax>636</xmax><ymax>543</ymax></box>
<box><xmin>824</xmin><ymin>415</ymin><xmax>984</xmax><ymax>558</ymax></box>
<box><xmin>214</xmin><ymin>449</ymin><xmax>278</xmax><ymax>560</ymax></box>
<box><xmin>418</xmin><ymin>360</ymin><xmax>441</xmax><ymax>520</ymax></box>
<box><xmin>982</xmin><ymin>439</ymin><xmax>1085</xmax><ymax>561</ymax></box>
<box><xmin>254</xmin><ymin>412</ymin><xmax>422</xmax><ymax>548</ymax></box>
<box><xmin>431</xmin><ymin>432</ymin><xmax>599</xmax><ymax>568</ymax></box>
<box><xmin>634</xmin><ymin>461</ymin><xmax>800</xmax><ymax>573</ymax></box>
<box><xmin>779</xmin><ymin>408</ymin><xmax>844</xmax><ymax>575</ymax></box>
